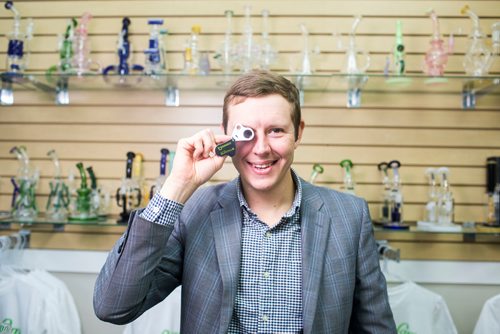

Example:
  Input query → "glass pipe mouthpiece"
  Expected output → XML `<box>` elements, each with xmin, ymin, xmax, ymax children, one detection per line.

<box><xmin>298</xmin><ymin>23</ymin><xmax>313</xmax><ymax>74</ymax></box>
<box><xmin>150</xmin><ymin>148</ymin><xmax>170</xmax><ymax>198</ymax></box>
<box><xmin>47</xmin><ymin>149</ymin><xmax>62</xmax><ymax>179</ymax></box>
<box><xmin>309</xmin><ymin>163</ymin><xmax>324</xmax><ymax>185</ymax></box>
<box><xmin>340</xmin><ymin>159</ymin><xmax>355</xmax><ymax>194</ymax></box>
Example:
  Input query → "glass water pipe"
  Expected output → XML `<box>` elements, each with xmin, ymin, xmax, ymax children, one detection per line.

<box><xmin>214</xmin><ymin>10</ymin><xmax>236</xmax><ymax>75</ymax></box>
<box><xmin>116</xmin><ymin>152</ymin><xmax>142</xmax><ymax>224</ymax></box>
<box><xmin>3</xmin><ymin>1</ymin><xmax>34</xmax><ymax>73</ymax></box>
<box><xmin>309</xmin><ymin>163</ymin><xmax>324</xmax><ymax>185</ymax></box>
<box><xmin>150</xmin><ymin>148</ymin><xmax>169</xmax><ymax>199</ymax></box>
<box><xmin>387</xmin><ymin>160</ymin><xmax>404</xmax><ymax>226</ymax></box>
<box><xmin>393</xmin><ymin>20</ymin><xmax>406</xmax><ymax>75</ymax></box>
<box><xmin>424</xmin><ymin>168</ymin><xmax>438</xmax><ymax>223</ymax></box>
<box><xmin>103</xmin><ymin>17</ymin><xmax>144</xmax><ymax>79</ymax></box>
<box><xmin>339</xmin><ymin>159</ymin><xmax>355</xmax><ymax>195</ymax></box>
<box><xmin>260</xmin><ymin>9</ymin><xmax>277</xmax><ymax>70</ymax></box>
<box><xmin>423</xmin><ymin>9</ymin><xmax>454</xmax><ymax>76</ymax></box>
<box><xmin>47</xmin><ymin>18</ymin><xmax>77</xmax><ymax>77</ymax></box>
<box><xmin>46</xmin><ymin>150</ymin><xmax>70</xmax><ymax>222</ymax></box>
<box><xmin>461</xmin><ymin>5</ymin><xmax>492</xmax><ymax>76</ymax></box>
<box><xmin>144</xmin><ymin>18</ymin><xmax>165</xmax><ymax>75</ymax></box>
<box><xmin>86</xmin><ymin>166</ymin><xmax>110</xmax><ymax>217</ymax></box>
<box><xmin>377</xmin><ymin>162</ymin><xmax>391</xmax><ymax>224</ymax></box>
<box><xmin>298</xmin><ymin>23</ymin><xmax>314</xmax><ymax>74</ymax></box>
<box><xmin>436</xmin><ymin>167</ymin><xmax>454</xmax><ymax>224</ymax></box>
<box><xmin>70</xmin><ymin>162</ymin><xmax>97</xmax><ymax>220</ymax></box>
<box><xmin>72</xmin><ymin>12</ymin><xmax>99</xmax><ymax>75</ymax></box>
<box><xmin>10</xmin><ymin>146</ymin><xmax>38</xmax><ymax>221</ymax></box>
<box><xmin>340</xmin><ymin>16</ymin><xmax>370</xmax><ymax>75</ymax></box>
<box><xmin>238</xmin><ymin>5</ymin><xmax>260</xmax><ymax>73</ymax></box>
<box><xmin>183</xmin><ymin>25</ymin><xmax>202</xmax><ymax>74</ymax></box>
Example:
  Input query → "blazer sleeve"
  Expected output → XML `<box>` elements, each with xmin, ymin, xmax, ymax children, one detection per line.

<box><xmin>93</xmin><ymin>210</ymin><xmax>183</xmax><ymax>325</ymax></box>
<box><xmin>349</xmin><ymin>200</ymin><xmax>397</xmax><ymax>333</ymax></box>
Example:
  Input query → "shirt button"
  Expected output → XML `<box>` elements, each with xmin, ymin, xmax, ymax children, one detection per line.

<box><xmin>263</xmin><ymin>271</ymin><xmax>270</xmax><ymax>278</ymax></box>
<box><xmin>265</xmin><ymin>232</ymin><xmax>271</xmax><ymax>237</ymax></box>
<box><xmin>152</xmin><ymin>206</ymin><xmax>160</xmax><ymax>214</ymax></box>
<box><xmin>262</xmin><ymin>315</ymin><xmax>269</xmax><ymax>322</ymax></box>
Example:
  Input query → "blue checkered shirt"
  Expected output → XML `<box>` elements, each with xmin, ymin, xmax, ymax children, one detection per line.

<box><xmin>140</xmin><ymin>170</ymin><xmax>303</xmax><ymax>333</ymax></box>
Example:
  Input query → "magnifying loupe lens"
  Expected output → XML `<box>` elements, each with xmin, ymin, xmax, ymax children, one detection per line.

<box><xmin>243</xmin><ymin>129</ymin><xmax>253</xmax><ymax>138</ymax></box>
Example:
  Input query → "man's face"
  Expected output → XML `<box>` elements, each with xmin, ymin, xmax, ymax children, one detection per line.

<box><xmin>226</xmin><ymin>94</ymin><xmax>304</xmax><ymax>195</ymax></box>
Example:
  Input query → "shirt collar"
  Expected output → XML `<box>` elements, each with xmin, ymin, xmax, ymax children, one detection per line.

<box><xmin>236</xmin><ymin>168</ymin><xmax>302</xmax><ymax>219</ymax></box>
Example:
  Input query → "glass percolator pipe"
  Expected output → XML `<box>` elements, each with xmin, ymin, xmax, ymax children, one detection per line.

<box><xmin>437</xmin><ymin>167</ymin><xmax>454</xmax><ymax>224</ymax></box>
<box><xmin>340</xmin><ymin>159</ymin><xmax>355</xmax><ymax>195</ymax></box>
<box><xmin>460</xmin><ymin>4</ymin><xmax>492</xmax><ymax>76</ymax></box>
<box><xmin>309</xmin><ymin>163</ymin><xmax>324</xmax><ymax>185</ymax></box>
<box><xmin>260</xmin><ymin>9</ymin><xmax>276</xmax><ymax>70</ymax></box>
<box><xmin>388</xmin><ymin>160</ymin><xmax>403</xmax><ymax>224</ymax></box>
<box><xmin>393</xmin><ymin>20</ymin><xmax>405</xmax><ymax>75</ymax></box>
<box><xmin>425</xmin><ymin>167</ymin><xmax>438</xmax><ymax>223</ymax></box>
<box><xmin>377</xmin><ymin>162</ymin><xmax>390</xmax><ymax>223</ymax></box>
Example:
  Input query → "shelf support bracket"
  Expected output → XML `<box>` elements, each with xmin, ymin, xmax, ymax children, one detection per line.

<box><xmin>0</xmin><ymin>77</ymin><xmax>14</xmax><ymax>105</ymax></box>
<box><xmin>462</xmin><ymin>80</ymin><xmax>475</xmax><ymax>110</ymax></box>
<box><xmin>165</xmin><ymin>86</ymin><xmax>179</xmax><ymax>106</ymax></box>
<box><xmin>346</xmin><ymin>75</ymin><xmax>368</xmax><ymax>108</ymax></box>
<box><xmin>56</xmin><ymin>76</ymin><xmax>70</xmax><ymax>105</ymax></box>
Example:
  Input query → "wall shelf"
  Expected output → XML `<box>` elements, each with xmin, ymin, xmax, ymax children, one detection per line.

<box><xmin>1</xmin><ymin>72</ymin><xmax>499</xmax><ymax>108</ymax></box>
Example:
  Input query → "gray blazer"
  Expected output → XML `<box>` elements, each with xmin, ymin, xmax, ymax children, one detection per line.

<box><xmin>94</xmin><ymin>178</ymin><xmax>396</xmax><ymax>334</ymax></box>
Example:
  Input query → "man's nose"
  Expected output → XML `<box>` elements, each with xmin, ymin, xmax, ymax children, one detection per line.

<box><xmin>252</xmin><ymin>133</ymin><xmax>271</xmax><ymax>154</ymax></box>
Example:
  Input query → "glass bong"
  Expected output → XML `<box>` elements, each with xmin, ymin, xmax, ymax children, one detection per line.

<box><xmin>339</xmin><ymin>159</ymin><xmax>355</xmax><ymax>195</ymax></box>
<box><xmin>46</xmin><ymin>150</ymin><xmax>70</xmax><ymax>222</ymax></box>
<box><xmin>338</xmin><ymin>16</ymin><xmax>370</xmax><ymax>75</ymax></box>
<box><xmin>116</xmin><ymin>152</ymin><xmax>142</xmax><ymax>224</ymax></box>
<box><xmin>424</xmin><ymin>167</ymin><xmax>438</xmax><ymax>223</ymax></box>
<box><xmin>3</xmin><ymin>1</ymin><xmax>34</xmax><ymax>73</ymax></box>
<box><xmin>237</xmin><ymin>5</ymin><xmax>260</xmax><ymax>73</ymax></box>
<box><xmin>384</xmin><ymin>160</ymin><xmax>408</xmax><ymax>229</ymax></box>
<box><xmin>72</xmin><ymin>12</ymin><xmax>100</xmax><ymax>76</ymax></box>
<box><xmin>423</xmin><ymin>9</ymin><xmax>454</xmax><ymax>77</ymax></box>
<box><xmin>10</xmin><ymin>146</ymin><xmax>38</xmax><ymax>221</ymax></box>
<box><xmin>69</xmin><ymin>162</ymin><xmax>97</xmax><ymax>221</ymax></box>
<box><xmin>2</xmin><ymin>1</ymin><xmax>34</xmax><ymax>105</ymax></box>
<box><xmin>86</xmin><ymin>166</ymin><xmax>111</xmax><ymax>217</ymax></box>
<box><xmin>144</xmin><ymin>18</ymin><xmax>166</xmax><ymax>75</ymax></box>
<box><xmin>150</xmin><ymin>148</ymin><xmax>170</xmax><ymax>199</ymax></box>
<box><xmin>436</xmin><ymin>167</ymin><xmax>454</xmax><ymax>225</ymax></box>
<box><xmin>103</xmin><ymin>17</ymin><xmax>144</xmax><ymax>84</ymax></box>
<box><xmin>377</xmin><ymin>162</ymin><xmax>391</xmax><ymax>224</ymax></box>
<box><xmin>461</xmin><ymin>5</ymin><xmax>492</xmax><ymax>76</ymax></box>
<box><xmin>214</xmin><ymin>10</ymin><xmax>237</xmax><ymax>75</ymax></box>
<box><xmin>260</xmin><ymin>9</ymin><xmax>277</xmax><ymax>70</ymax></box>
<box><xmin>309</xmin><ymin>163</ymin><xmax>324</xmax><ymax>185</ymax></box>
<box><xmin>47</xmin><ymin>18</ymin><xmax>77</xmax><ymax>77</ymax></box>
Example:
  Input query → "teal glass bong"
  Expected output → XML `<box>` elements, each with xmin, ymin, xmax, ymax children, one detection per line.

<box><xmin>46</xmin><ymin>150</ymin><xmax>70</xmax><ymax>222</ymax></box>
<box><xmin>2</xmin><ymin>1</ymin><xmax>34</xmax><ymax>105</ymax></box>
<box><xmin>103</xmin><ymin>18</ymin><xmax>144</xmax><ymax>84</ymax></box>
<box><xmin>423</xmin><ymin>9</ymin><xmax>454</xmax><ymax>77</ymax></box>
<box><xmin>116</xmin><ymin>152</ymin><xmax>142</xmax><ymax>224</ymax></box>
<box><xmin>149</xmin><ymin>148</ymin><xmax>169</xmax><ymax>199</ymax></box>
<box><xmin>339</xmin><ymin>159</ymin><xmax>355</xmax><ymax>195</ymax></box>
<box><xmin>69</xmin><ymin>162</ymin><xmax>97</xmax><ymax>221</ymax></box>
<box><xmin>10</xmin><ymin>146</ymin><xmax>38</xmax><ymax>221</ymax></box>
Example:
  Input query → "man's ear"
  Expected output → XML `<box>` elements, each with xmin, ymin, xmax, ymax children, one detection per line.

<box><xmin>294</xmin><ymin>120</ymin><xmax>305</xmax><ymax>148</ymax></box>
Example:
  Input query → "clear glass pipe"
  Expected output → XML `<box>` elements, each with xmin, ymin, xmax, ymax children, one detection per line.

<box><xmin>214</xmin><ymin>10</ymin><xmax>235</xmax><ymax>74</ymax></box>
<box><xmin>260</xmin><ymin>9</ymin><xmax>276</xmax><ymax>70</ymax></box>
<box><xmin>461</xmin><ymin>5</ymin><xmax>492</xmax><ymax>76</ymax></box>
<box><xmin>388</xmin><ymin>160</ymin><xmax>403</xmax><ymax>224</ymax></box>
<box><xmin>72</xmin><ymin>12</ymin><xmax>99</xmax><ymax>75</ymax></box>
<box><xmin>299</xmin><ymin>23</ymin><xmax>313</xmax><ymax>74</ymax></box>
<box><xmin>46</xmin><ymin>150</ymin><xmax>70</xmax><ymax>222</ymax></box>
<box><xmin>10</xmin><ymin>146</ymin><xmax>38</xmax><ymax>221</ymax></box>
<box><xmin>239</xmin><ymin>5</ymin><xmax>259</xmax><ymax>72</ymax></box>
<box><xmin>437</xmin><ymin>167</ymin><xmax>454</xmax><ymax>224</ymax></box>
<box><xmin>342</xmin><ymin>16</ymin><xmax>370</xmax><ymax>74</ymax></box>
<box><xmin>377</xmin><ymin>162</ymin><xmax>391</xmax><ymax>223</ymax></box>
<box><xmin>424</xmin><ymin>167</ymin><xmax>438</xmax><ymax>223</ymax></box>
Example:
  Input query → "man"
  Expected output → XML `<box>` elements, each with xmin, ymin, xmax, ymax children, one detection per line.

<box><xmin>94</xmin><ymin>70</ymin><xmax>396</xmax><ymax>333</ymax></box>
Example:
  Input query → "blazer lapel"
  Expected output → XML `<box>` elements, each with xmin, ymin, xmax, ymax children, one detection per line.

<box><xmin>211</xmin><ymin>180</ymin><xmax>242</xmax><ymax>334</ymax></box>
<box><xmin>301</xmin><ymin>183</ymin><xmax>331</xmax><ymax>334</ymax></box>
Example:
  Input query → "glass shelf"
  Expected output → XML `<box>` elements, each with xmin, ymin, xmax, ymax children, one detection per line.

<box><xmin>1</xmin><ymin>71</ymin><xmax>498</xmax><ymax>108</ymax></box>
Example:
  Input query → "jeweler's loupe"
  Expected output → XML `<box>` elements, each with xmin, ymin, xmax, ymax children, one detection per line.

<box><xmin>215</xmin><ymin>124</ymin><xmax>254</xmax><ymax>157</ymax></box>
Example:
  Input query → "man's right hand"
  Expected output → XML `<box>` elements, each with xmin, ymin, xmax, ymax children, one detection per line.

<box><xmin>160</xmin><ymin>129</ymin><xmax>231</xmax><ymax>204</ymax></box>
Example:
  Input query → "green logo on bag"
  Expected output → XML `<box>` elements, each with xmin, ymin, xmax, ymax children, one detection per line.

<box><xmin>0</xmin><ymin>318</ymin><xmax>21</xmax><ymax>334</ymax></box>
<box><xmin>397</xmin><ymin>322</ymin><xmax>416</xmax><ymax>334</ymax></box>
